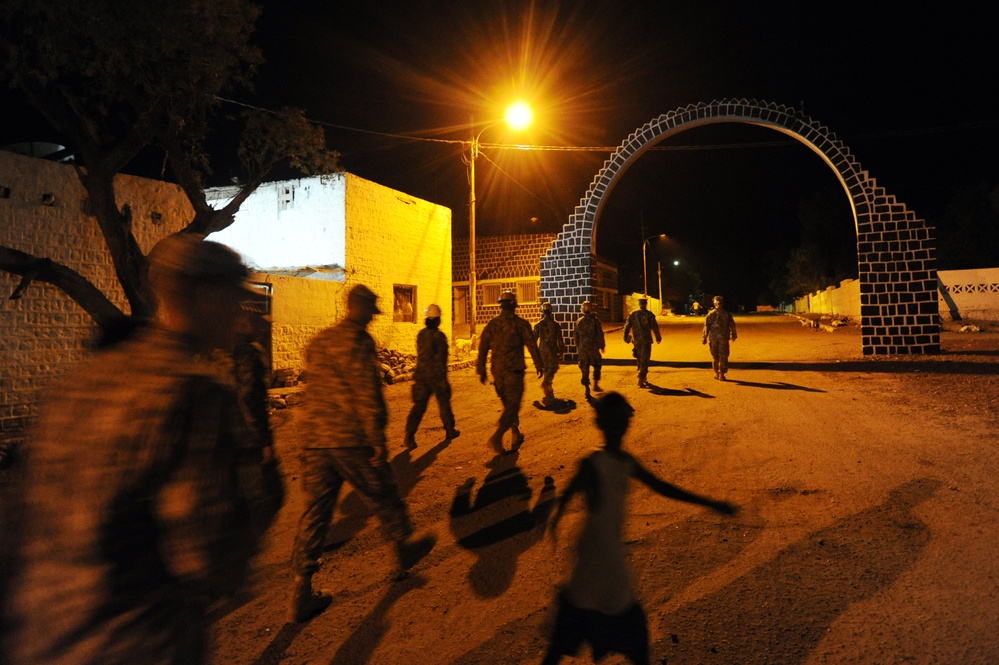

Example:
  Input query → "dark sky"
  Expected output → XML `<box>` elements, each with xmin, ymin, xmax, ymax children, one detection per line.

<box><xmin>7</xmin><ymin>1</ymin><xmax>998</xmax><ymax>305</ymax></box>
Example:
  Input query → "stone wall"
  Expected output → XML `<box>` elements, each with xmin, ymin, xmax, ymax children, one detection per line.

<box><xmin>0</xmin><ymin>151</ymin><xmax>192</xmax><ymax>446</ymax></box>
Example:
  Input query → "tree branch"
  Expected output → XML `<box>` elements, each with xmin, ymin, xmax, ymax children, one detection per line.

<box><xmin>1</xmin><ymin>246</ymin><xmax>125</xmax><ymax>329</ymax></box>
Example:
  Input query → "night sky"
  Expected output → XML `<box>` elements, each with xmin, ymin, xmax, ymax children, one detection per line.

<box><xmin>6</xmin><ymin>1</ymin><xmax>998</xmax><ymax>307</ymax></box>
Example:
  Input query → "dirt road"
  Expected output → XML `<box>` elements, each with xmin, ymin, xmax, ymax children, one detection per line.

<box><xmin>212</xmin><ymin>315</ymin><xmax>999</xmax><ymax>664</ymax></box>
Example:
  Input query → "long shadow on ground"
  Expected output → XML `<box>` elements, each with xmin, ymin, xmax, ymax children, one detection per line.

<box><xmin>654</xmin><ymin>477</ymin><xmax>941</xmax><ymax>664</ymax></box>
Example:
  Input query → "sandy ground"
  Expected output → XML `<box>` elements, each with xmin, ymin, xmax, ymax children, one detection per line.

<box><xmin>201</xmin><ymin>315</ymin><xmax>999</xmax><ymax>665</ymax></box>
<box><xmin>3</xmin><ymin>315</ymin><xmax>997</xmax><ymax>664</ymax></box>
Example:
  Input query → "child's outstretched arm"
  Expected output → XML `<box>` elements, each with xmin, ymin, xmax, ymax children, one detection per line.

<box><xmin>630</xmin><ymin>456</ymin><xmax>737</xmax><ymax>515</ymax></box>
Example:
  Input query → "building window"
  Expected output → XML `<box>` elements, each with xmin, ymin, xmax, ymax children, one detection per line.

<box><xmin>393</xmin><ymin>285</ymin><xmax>417</xmax><ymax>323</ymax></box>
<box><xmin>278</xmin><ymin>185</ymin><xmax>295</xmax><ymax>212</ymax></box>
<box><xmin>483</xmin><ymin>283</ymin><xmax>502</xmax><ymax>306</ymax></box>
<box><xmin>517</xmin><ymin>281</ymin><xmax>538</xmax><ymax>304</ymax></box>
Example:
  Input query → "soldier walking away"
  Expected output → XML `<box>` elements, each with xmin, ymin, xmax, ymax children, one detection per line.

<box><xmin>288</xmin><ymin>284</ymin><xmax>435</xmax><ymax>623</ymax></box>
<box><xmin>405</xmin><ymin>303</ymin><xmax>460</xmax><ymax>448</ymax></box>
<box><xmin>544</xmin><ymin>391</ymin><xmax>737</xmax><ymax>664</ymax></box>
<box><xmin>574</xmin><ymin>300</ymin><xmax>605</xmax><ymax>398</ymax></box>
<box><xmin>7</xmin><ymin>235</ymin><xmax>283</xmax><ymax>665</ymax></box>
<box><xmin>533</xmin><ymin>301</ymin><xmax>567</xmax><ymax>407</ymax></box>
<box><xmin>477</xmin><ymin>290</ymin><xmax>543</xmax><ymax>455</ymax></box>
<box><xmin>702</xmin><ymin>295</ymin><xmax>738</xmax><ymax>380</ymax></box>
<box><xmin>623</xmin><ymin>297</ymin><xmax>661</xmax><ymax>388</ymax></box>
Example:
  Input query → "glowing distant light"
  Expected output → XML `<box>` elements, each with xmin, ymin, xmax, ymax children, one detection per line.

<box><xmin>505</xmin><ymin>101</ymin><xmax>533</xmax><ymax>130</ymax></box>
<box><xmin>673</xmin><ymin>260</ymin><xmax>680</xmax><ymax>266</ymax></box>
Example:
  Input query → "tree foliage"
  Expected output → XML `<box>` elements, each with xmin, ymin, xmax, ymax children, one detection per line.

<box><xmin>777</xmin><ymin>189</ymin><xmax>857</xmax><ymax>299</ymax></box>
<box><xmin>935</xmin><ymin>179</ymin><xmax>999</xmax><ymax>270</ymax></box>
<box><xmin>0</xmin><ymin>0</ymin><xmax>339</xmax><ymax>328</ymax></box>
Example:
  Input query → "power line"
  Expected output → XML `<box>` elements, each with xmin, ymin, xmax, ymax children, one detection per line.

<box><xmin>217</xmin><ymin>96</ymin><xmax>999</xmax><ymax>153</ymax></box>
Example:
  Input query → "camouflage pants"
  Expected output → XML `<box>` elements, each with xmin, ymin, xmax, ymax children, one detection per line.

<box><xmin>540</xmin><ymin>352</ymin><xmax>560</xmax><ymax>400</ymax></box>
<box><xmin>577</xmin><ymin>349</ymin><xmax>602</xmax><ymax>385</ymax></box>
<box><xmin>708</xmin><ymin>338</ymin><xmax>731</xmax><ymax>375</ymax></box>
<box><xmin>492</xmin><ymin>369</ymin><xmax>525</xmax><ymax>435</ymax></box>
<box><xmin>292</xmin><ymin>447</ymin><xmax>412</xmax><ymax>575</ymax></box>
<box><xmin>405</xmin><ymin>377</ymin><xmax>456</xmax><ymax>435</ymax></box>
<box><xmin>632</xmin><ymin>341</ymin><xmax>652</xmax><ymax>380</ymax></box>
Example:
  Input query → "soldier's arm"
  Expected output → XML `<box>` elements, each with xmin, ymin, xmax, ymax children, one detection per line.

<box><xmin>522</xmin><ymin>320</ymin><xmax>543</xmax><ymax>374</ymax></box>
<box><xmin>729</xmin><ymin>312</ymin><xmax>738</xmax><ymax>340</ymax></box>
<box><xmin>476</xmin><ymin>326</ymin><xmax>491</xmax><ymax>381</ymax></box>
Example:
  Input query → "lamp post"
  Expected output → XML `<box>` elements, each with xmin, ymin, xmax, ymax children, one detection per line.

<box><xmin>465</xmin><ymin>102</ymin><xmax>532</xmax><ymax>336</ymax></box>
<box><xmin>641</xmin><ymin>233</ymin><xmax>666</xmax><ymax>296</ymax></box>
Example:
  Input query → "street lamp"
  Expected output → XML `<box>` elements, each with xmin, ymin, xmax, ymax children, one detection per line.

<box><xmin>641</xmin><ymin>233</ymin><xmax>666</xmax><ymax>296</ymax></box>
<box><xmin>465</xmin><ymin>102</ymin><xmax>532</xmax><ymax>336</ymax></box>
<box><xmin>658</xmin><ymin>259</ymin><xmax>679</xmax><ymax>309</ymax></box>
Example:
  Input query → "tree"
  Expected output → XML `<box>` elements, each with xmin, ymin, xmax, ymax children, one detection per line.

<box><xmin>935</xmin><ymin>179</ymin><xmax>999</xmax><ymax>270</ymax></box>
<box><xmin>780</xmin><ymin>189</ymin><xmax>856</xmax><ymax>298</ymax></box>
<box><xmin>0</xmin><ymin>0</ymin><xmax>339</xmax><ymax>329</ymax></box>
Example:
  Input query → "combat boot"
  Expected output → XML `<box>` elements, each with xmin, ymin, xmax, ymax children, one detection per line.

<box><xmin>488</xmin><ymin>434</ymin><xmax>506</xmax><ymax>454</ymax></box>
<box><xmin>444</xmin><ymin>427</ymin><xmax>461</xmax><ymax>440</ymax></box>
<box><xmin>395</xmin><ymin>534</ymin><xmax>436</xmax><ymax>578</ymax></box>
<box><xmin>511</xmin><ymin>428</ymin><xmax>525</xmax><ymax>449</ymax></box>
<box><xmin>404</xmin><ymin>433</ymin><xmax>418</xmax><ymax>449</ymax></box>
<box><xmin>592</xmin><ymin>381</ymin><xmax>602</xmax><ymax>393</ymax></box>
<box><xmin>287</xmin><ymin>573</ymin><xmax>332</xmax><ymax>623</ymax></box>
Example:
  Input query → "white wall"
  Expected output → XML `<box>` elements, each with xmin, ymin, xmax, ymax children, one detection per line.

<box><xmin>207</xmin><ymin>175</ymin><xmax>347</xmax><ymax>270</ymax></box>
<box><xmin>938</xmin><ymin>268</ymin><xmax>999</xmax><ymax>321</ymax></box>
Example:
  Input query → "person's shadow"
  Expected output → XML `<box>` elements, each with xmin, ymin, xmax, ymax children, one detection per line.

<box><xmin>324</xmin><ymin>438</ymin><xmax>450</xmax><ymax>554</ymax></box>
<box><xmin>449</xmin><ymin>451</ymin><xmax>557</xmax><ymax>598</ymax></box>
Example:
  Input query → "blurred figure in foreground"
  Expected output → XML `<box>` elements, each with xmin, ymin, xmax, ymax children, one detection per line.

<box><xmin>623</xmin><ymin>297</ymin><xmax>661</xmax><ymax>388</ymax></box>
<box><xmin>573</xmin><ymin>300</ymin><xmax>605</xmax><ymax>398</ymax></box>
<box><xmin>544</xmin><ymin>392</ymin><xmax>737</xmax><ymax>664</ymax></box>
<box><xmin>701</xmin><ymin>295</ymin><xmax>738</xmax><ymax>381</ymax></box>
<box><xmin>288</xmin><ymin>284</ymin><xmax>435</xmax><ymax>623</ymax></box>
<box><xmin>533</xmin><ymin>301</ymin><xmax>567</xmax><ymax>407</ymax></box>
<box><xmin>404</xmin><ymin>303</ymin><xmax>460</xmax><ymax>449</ymax></box>
<box><xmin>8</xmin><ymin>235</ymin><xmax>281</xmax><ymax>665</ymax></box>
<box><xmin>477</xmin><ymin>290</ymin><xmax>543</xmax><ymax>455</ymax></box>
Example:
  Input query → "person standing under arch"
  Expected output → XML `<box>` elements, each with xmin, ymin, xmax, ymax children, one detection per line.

<box><xmin>702</xmin><ymin>295</ymin><xmax>737</xmax><ymax>380</ymax></box>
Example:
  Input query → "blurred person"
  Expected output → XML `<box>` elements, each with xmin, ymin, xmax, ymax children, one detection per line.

<box><xmin>573</xmin><ymin>300</ymin><xmax>605</xmax><ymax>397</ymax></box>
<box><xmin>477</xmin><ymin>290</ymin><xmax>543</xmax><ymax>455</ymax></box>
<box><xmin>701</xmin><ymin>295</ymin><xmax>738</xmax><ymax>380</ymax></box>
<box><xmin>544</xmin><ymin>391</ymin><xmax>737</xmax><ymax>665</ymax></box>
<box><xmin>404</xmin><ymin>303</ymin><xmax>460</xmax><ymax>448</ymax></box>
<box><xmin>288</xmin><ymin>284</ymin><xmax>435</xmax><ymax>623</ymax></box>
<box><xmin>7</xmin><ymin>234</ymin><xmax>281</xmax><ymax>665</ymax></box>
<box><xmin>623</xmin><ymin>297</ymin><xmax>661</xmax><ymax>388</ymax></box>
<box><xmin>533</xmin><ymin>301</ymin><xmax>567</xmax><ymax>407</ymax></box>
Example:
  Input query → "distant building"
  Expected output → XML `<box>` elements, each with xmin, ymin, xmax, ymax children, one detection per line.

<box><xmin>451</xmin><ymin>233</ymin><xmax>620</xmax><ymax>338</ymax></box>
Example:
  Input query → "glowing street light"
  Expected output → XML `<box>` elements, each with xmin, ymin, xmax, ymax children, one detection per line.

<box><xmin>642</xmin><ymin>233</ymin><xmax>666</xmax><ymax>297</ymax></box>
<box><xmin>465</xmin><ymin>101</ymin><xmax>532</xmax><ymax>336</ymax></box>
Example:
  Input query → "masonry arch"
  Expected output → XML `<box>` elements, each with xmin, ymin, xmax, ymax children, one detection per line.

<box><xmin>541</xmin><ymin>98</ymin><xmax>939</xmax><ymax>357</ymax></box>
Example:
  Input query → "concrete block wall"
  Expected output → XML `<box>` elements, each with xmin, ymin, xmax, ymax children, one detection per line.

<box><xmin>794</xmin><ymin>279</ymin><xmax>862</xmax><ymax>318</ymax></box>
<box><xmin>0</xmin><ymin>151</ymin><xmax>192</xmax><ymax>446</ymax></box>
<box><xmin>249</xmin><ymin>272</ymin><xmax>347</xmax><ymax>376</ymax></box>
<box><xmin>937</xmin><ymin>268</ymin><xmax>999</xmax><ymax>321</ymax></box>
<box><xmin>345</xmin><ymin>173</ymin><xmax>452</xmax><ymax>355</ymax></box>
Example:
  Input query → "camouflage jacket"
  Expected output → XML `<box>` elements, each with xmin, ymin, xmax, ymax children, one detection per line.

<box><xmin>533</xmin><ymin>315</ymin><xmax>566</xmax><ymax>362</ymax></box>
<box><xmin>703</xmin><ymin>308</ymin><xmax>737</xmax><ymax>341</ymax></box>
<box><xmin>477</xmin><ymin>309</ymin><xmax>542</xmax><ymax>377</ymax></box>
<box><xmin>302</xmin><ymin>318</ymin><xmax>387</xmax><ymax>449</ymax></box>
<box><xmin>10</xmin><ymin>327</ymin><xmax>275</xmax><ymax>664</ymax></box>
<box><xmin>414</xmin><ymin>326</ymin><xmax>450</xmax><ymax>383</ymax></box>
<box><xmin>574</xmin><ymin>313</ymin><xmax>605</xmax><ymax>352</ymax></box>
<box><xmin>624</xmin><ymin>308</ymin><xmax>661</xmax><ymax>345</ymax></box>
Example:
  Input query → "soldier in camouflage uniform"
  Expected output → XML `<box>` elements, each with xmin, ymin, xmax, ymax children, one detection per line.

<box><xmin>623</xmin><ymin>297</ymin><xmax>662</xmax><ymax>388</ymax></box>
<box><xmin>8</xmin><ymin>236</ymin><xmax>280</xmax><ymax>665</ymax></box>
<box><xmin>701</xmin><ymin>295</ymin><xmax>738</xmax><ymax>381</ymax></box>
<box><xmin>533</xmin><ymin>301</ymin><xmax>567</xmax><ymax>406</ymax></box>
<box><xmin>477</xmin><ymin>290</ymin><xmax>543</xmax><ymax>454</ymax></box>
<box><xmin>574</xmin><ymin>300</ymin><xmax>606</xmax><ymax>397</ymax></box>
<box><xmin>405</xmin><ymin>303</ymin><xmax>460</xmax><ymax>448</ymax></box>
<box><xmin>288</xmin><ymin>284</ymin><xmax>435</xmax><ymax>623</ymax></box>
